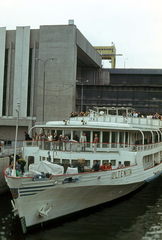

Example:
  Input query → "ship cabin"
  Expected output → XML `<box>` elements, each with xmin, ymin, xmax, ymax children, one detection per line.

<box><xmin>23</xmin><ymin>107</ymin><xmax>162</xmax><ymax>172</ymax></box>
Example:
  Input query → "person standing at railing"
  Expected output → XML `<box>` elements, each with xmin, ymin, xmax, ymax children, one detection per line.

<box><xmin>80</xmin><ymin>133</ymin><xmax>87</xmax><ymax>151</ymax></box>
<box><xmin>138</xmin><ymin>112</ymin><xmax>141</xmax><ymax>118</ymax></box>
<box><xmin>58</xmin><ymin>135</ymin><xmax>63</xmax><ymax>150</ymax></box>
<box><xmin>106</xmin><ymin>162</ymin><xmax>112</xmax><ymax>170</ymax></box>
<box><xmin>48</xmin><ymin>133</ymin><xmax>53</xmax><ymax>141</ymax></box>
<box><xmin>92</xmin><ymin>160</ymin><xmax>100</xmax><ymax>171</ymax></box>
<box><xmin>24</xmin><ymin>132</ymin><xmax>32</xmax><ymax>141</ymax></box>
<box><xmin>127</xmin><ymin>111</ymin><xmax>132</xmax><ymax>117</ymax></box>
<box><xmin>33</xmin><ymin>132</ymin><xmax>38</xmax><ymax>141</ymax></box>
<box><xmin>53</xmin><ymin>133</ymin><xmax>58</xmax><ymax>141</ymax></box>
<box><xmin>133</xmin><ymin>111</ymin><xmax>138</xmax><ymax>118</ymax></box>
<box><xmin>93</xmin><ymin>134</ymin><xmax>98</xmax><ymax>153</ymax></box>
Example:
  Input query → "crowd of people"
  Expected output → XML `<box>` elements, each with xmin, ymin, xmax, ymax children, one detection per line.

<box><xmin>123</xmin><ymin>111</ymin><xmax>162</xmax><ymax>119</ymax></box>
<box><xmin>92</xmin><ymin>160</ymin><xmax>125</xmax><ymax>172</ymax></box>
<box><xmin>9</xmin><ymin>154</ymin><xmax>26</xmax><ymax>176</ymax></box>
<box><xmin>70</xmin><ymin>111</ymin><xmax>89</xmax><ymax>117</ymax></box>
<box><xmin>70</xmin><ymin>110</ymin><xmax>162</xmax><ymax>120</ymax></box>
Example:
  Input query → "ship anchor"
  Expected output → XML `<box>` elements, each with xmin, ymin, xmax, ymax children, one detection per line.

<box><xmin>38</xmin><ymin>203</ymin><xmax>53</xmax><ymax>218</ymax></box>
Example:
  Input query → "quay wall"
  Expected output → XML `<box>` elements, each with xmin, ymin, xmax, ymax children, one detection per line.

<box><xmin>0</xmin><ymin>157</ymin><xmax>9</xmax><ymax>195</ymax></box>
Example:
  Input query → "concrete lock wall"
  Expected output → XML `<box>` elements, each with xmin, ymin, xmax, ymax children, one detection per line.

<box><xmin>36</xmin><ymin>25</ymin><xmax>77</xmax><ymax>122</ymax></box>
<box><xmin>0</xmin><ymin>23</ymin><xmax>102</xmax><ymax>141</ymax></box>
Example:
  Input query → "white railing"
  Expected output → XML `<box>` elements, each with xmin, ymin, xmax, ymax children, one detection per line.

<box><xmin>69</xmin><ymin>115</ymin><xmax>162</xmax><ymax>127</ymax></box>
<box><xmin>23</xmin><ymin>141</ymin><xmax>162</xmax><ymax>153</ymax></box>
<box><xmin>0</xmin><ymin>146</ymin><xmax>22</xmax><ymax>157</ymax></box>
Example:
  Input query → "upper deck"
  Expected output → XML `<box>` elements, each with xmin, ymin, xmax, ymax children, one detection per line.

<box><xmin>35</xmin><ymin>107</ymin><xmax>162</xmax><ymax>131</ymax></box>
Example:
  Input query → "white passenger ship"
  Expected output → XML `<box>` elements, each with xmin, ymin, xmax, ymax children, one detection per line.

<box><xmin>3</xmin><ymin>107</ymin><xmax>162</xmax><ymax>233</ymax></box>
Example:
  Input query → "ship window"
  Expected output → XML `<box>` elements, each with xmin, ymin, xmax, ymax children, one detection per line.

<box><xmin>28</xmin><ymin>156</ymin><xmax>34</xmax><ymax>167</ymax></box>
<box><xmin>124</xmin><ymin>161</ymin><xmax>130</xmax><ymax>166</ymax></box>
<box><xmin>119</xmin><ymin>132</ymin><xmax>124</xmax><ymax>145</ymax></box>
<box><xmin>103</xmin><ymin>132</ymin><xmax>110</xmax><ymax>143</ymax></box>
<box><xmin>112</xmin><ymin>132</ymin><xmax>117</xmax><ymax>148</ymax></box>
<box><xmin>84</xmin><ymin>131</ymin><xmax>90</xmax><ymax>143</ymax></box>
<box><xmin>110</xmin><ymin>159</ymin><xmax>116</xmax><ymax>166</ymax></box>
<box><xmin>57</xmin><ymin>130</ymin><xmax>62</xmax><ymax>137</ymax></box>
<box><xmin>62</xmin><ymin>159</ymin><xmax>70</xmax><ymax>164</ymax></box>
<box><xmin>71</xmin><ymin>159</ymin><xmax>77</xmax><ymax>165</ymax></box>
<box><xmin>54</xmin><ymin>159</ymin><xmax>60</xmax><ymax>164</ymax></box>
<box><xmin>102</xmin><ymin>160</ymin><xmax>109</xmax><ymax>164</ymax></box>
<box><xmin>125</xmin><ymin>132</ymin><xmax>129</xmax><ymax>145</ymax></box>
<box><xmin>85</xmin><ymin>160</ymin><xmax>90</xmax><ymax>166</ymax></box>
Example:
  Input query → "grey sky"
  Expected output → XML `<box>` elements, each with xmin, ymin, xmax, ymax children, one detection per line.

<box><xmin>1</xmin><ymin>0</ymin><xmax>161</xmax><ymax>68</ymax></box>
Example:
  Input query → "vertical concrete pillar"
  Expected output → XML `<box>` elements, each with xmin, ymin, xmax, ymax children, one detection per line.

<box><xmin>30</xmin><ymin>41</ymin><xmax>37</xmax><ymax>118</ymax></box>
<box><xmin>0</xmin><ymin>27</ymin><xmax>6</xmax><ymax>116</ymax></box>
<box><xmin>13</xmin><ymin>26</ymin><xmax>30</xmax><ymax>118</ymax></box>
<box><xmin>6</xmin><ymin>42</ymin><xmax>13</xmax><ymax>116</ymax></box>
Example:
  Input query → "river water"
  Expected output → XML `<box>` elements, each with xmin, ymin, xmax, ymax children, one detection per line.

<box><xmin>1</xmin><ymin>176</ymin><xmax>162</xmax><ymax>240</ymax></box>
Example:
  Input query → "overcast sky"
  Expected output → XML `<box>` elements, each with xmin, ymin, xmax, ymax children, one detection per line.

<box><xmin>1</xmin><ymin>0</ymin><xmax>161</xmax><ymax>69</ymax></box>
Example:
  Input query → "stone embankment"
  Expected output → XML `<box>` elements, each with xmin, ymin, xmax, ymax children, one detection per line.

<box><xmin>0</xmin><ymin>157</ymin><xmax>9</xmax><ymax>195</ymax></box>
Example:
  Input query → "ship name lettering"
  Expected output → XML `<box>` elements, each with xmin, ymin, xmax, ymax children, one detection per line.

<box><xmin>111</xmin><ymin>169</ymin><xmax>132</xmax><ymax>179</ymax></box>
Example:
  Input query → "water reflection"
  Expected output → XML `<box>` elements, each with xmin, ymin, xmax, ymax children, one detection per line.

<box><xmin>1</xmin><ymin>177</ymin><xmax>162</xmax><ymax>240</ymax></box>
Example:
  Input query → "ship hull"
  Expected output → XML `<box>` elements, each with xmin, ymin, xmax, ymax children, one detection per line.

<box><xmin>5</xmin><ymin>163</ymin><xmax>162</xmax><ymax>230</ymax></box>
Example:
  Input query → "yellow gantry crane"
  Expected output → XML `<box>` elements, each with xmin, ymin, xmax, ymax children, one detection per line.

<box><xmin>94</xmin><ymin>44</ymin><xmax>122</xmax><ymax>68</ymax></box>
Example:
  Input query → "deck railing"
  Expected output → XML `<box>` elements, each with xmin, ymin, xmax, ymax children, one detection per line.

<box><xmin>69</xmin><ymin>115</ymin><xmax>162</xmax><ymax>127</ymax></box>
<box><xmin>23</xmin><ymin>141</ymin><xmax>162</xmax><ymax>153</ymax></box>
<box><xmin>0</xmin><ymin>146</ymin><xmax>22</xmax><ymax>157</ymax></box>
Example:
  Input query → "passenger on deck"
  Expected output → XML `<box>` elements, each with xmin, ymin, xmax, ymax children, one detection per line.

<box><xmin>127</xmin><ymin>111</ymin><xmax>132</xmax><ymax>117</ymax></box>
<box><xmin>99</xmin><ymin>162</ymin><xmax>107</xmax><ymax>171</ymax></box>
<box><xmin>133</xmin><ymin>111</ymin><xmax>138</xmax><ymax>118</ymax></box>
<box><xmin>73</xmin><ymin>161</ymin><xmax>84</xmax><ymax>173</ymax></box>
<box><xmin>79</xmin><ymin>111</ymin><xmax>84</xmax><ymax>116</ymax></box>
<box><xmin>48</xmin><ymin>133</ymin><xmax>53</xmax><ymax>141</ymax></box>
<box><xmin>53</xmin><ymin>133</ymin><xmax>58</xmax><ymax>141</ymax></box>
<box><xmin>33</xmin><ymin>132</ymin><xmax>38</xmax><ymax>141</ymax></box>
<box><xmin>58</xmin><ymin>135</ymin><xmax>63</xmax><ymax>150</ymax></box>
<box><xmin>18</xmin><ymin>158</ymin><xmax>26</xmax><ymax>174</ymax></box>
<box><xmin>24</xmin><ymin>132</ymin><xmax>31</xmax><ymax>140</ymax></box>
<box><xmin>73</xmin><ymin>112</ymin><xmax>78</xmax><ymax>117</ymax></box>
<box><xmin>106</xmin><ymin>162</ymin><xmax>112</xmax><ymax>170</ymax></box>
<box><xmin>122</xmin><ymin>112</ymin><xmax>126</xmax><ymax>117</ymax></box>
<box><xmin>117</xmin><ymin>161</ymin><xmax>125</xmax><ymax>168</ymax></box>
<box><xmin>10</xmin><ymin>161</ymin><xmax>20</xmax><ymax>176</ymax></box>
<box><xmin>16</xmin><ymin>159</ymin><xmax>21</xmax><ymax>173</ymax></box>
<box><xmin>41</xmin><ymin>134</ymin><xmax>47</xmax><ymax>141</ymax></box>
<box><xmin>42</xmin><ymin>131</ymin><xmax>47</xmax><ymax>138</ymax></box>
<box><xmin>9</xmin><ymin>155</ymin><xmax>14</xmax><ymax>166</ymax></box>
<box><xmin>93</xmin><ymin>134</ymin><xmax>98</xmax><ymax>153</ymax></box>
<box><xmin>80</xmin><ymin>133</ymin><xmax>87</xmax><ymax>151</ymax></box>
<box><xmin>63</xmin><ymin>135</ymin><xmax>69</xmax><ymax>150</ymax></box>
<box><xmin>38</xmin><ymin>134</ymin><xmax>43</xmax><ymax>141</ymax></box>
<box><xmin>138</xmin><ymin>112</ymin><xmax>141</xmax><ymax>117</ymax></box>
<box><xmin>92</xmin><ymin>160</ymin><xmax>100</xmax><ymax>171</ymax></box>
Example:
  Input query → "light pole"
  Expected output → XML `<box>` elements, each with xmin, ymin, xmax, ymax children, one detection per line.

<box><xmin>12</xmin><ymin>102</ymin><xmax>20</xmax><ymax>177</ymax></box>
<box><xmin>76</xmin><ymin>79</ymin><xmax>89</xmax><ymax>112</ymax></box>
<box><xmin>36</xmin><ymin>58</ymin><xmax>54</xmax><ymax>123</ymax></box>
<box><xmin>124</xmin><ymin>58</ymin><xmax>128</xmax><ymax>68</ymax></box>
